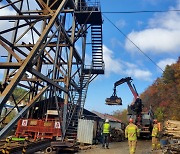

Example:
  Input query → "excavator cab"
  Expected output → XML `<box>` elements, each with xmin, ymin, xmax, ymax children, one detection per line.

<box><xmin>105</xmin><ymin>87</ymin><xmax>122</xmax><ymax>105</ymax></box>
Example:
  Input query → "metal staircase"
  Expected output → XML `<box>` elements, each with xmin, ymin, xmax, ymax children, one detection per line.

<box><xmin>65</xmin><ymin>72</ymin><xmax>90</xmax><ymax>141</ymax></box>
<box><xmin>65</xmin><ymin>0</ymin><xmax>104</xmax><ymax>142</ymax></box>
<box><xmin>91</xmin><ymin>25</ymin><xmax>104</xmax><ymax>73</ymax></box>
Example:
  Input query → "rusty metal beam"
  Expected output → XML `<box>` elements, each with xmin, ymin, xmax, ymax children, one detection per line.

<box><xmin>58</xmin><ymin>22</ymin><xmax>82</xmax><ymax>63</ymax></box>
<box><xmin>0</xmin><ymin>35</ymin><xmax>28</xmax><ymax>57</ymax></box>
<box><xmin>14</xmin><ymin>43</ymin><xmax>69</xmax><ymax>47</ymax></box>
<box><xmin>0</xmin><ymin>0</ymin><xmax>21</xmax><ymax>10</ymax></box>
<box><xmin>0</xmin><ymin>18</ymin><xmax>44</xmax><ymax>35</ymax></box>
<box><xmin>0</xmin><ymin>15</ymin><xmax>51</xmax><ymax>20</ymax></box>
<box><xmin>0</xmin><ymin>62</ymin><xmax>22</xmax><ymax>69</ymax></box>
<box><xmin>6</xmin><ymin>0</ymin><xmax>41</xmax><ymax>36</ymax></box>
<box><xmin>28</xmin><ymin>68</ymin><xmax>67</xmax><ymax>92</ymax></box>
<box><xmin>0</xmin><ymin>40</ymin><xmax>22</xmax><ymax>62</ymax></box>
<box><xmin>21</xmin><ymin>9</ymin><xmax>74</xmax><ymax>14</ymax></box>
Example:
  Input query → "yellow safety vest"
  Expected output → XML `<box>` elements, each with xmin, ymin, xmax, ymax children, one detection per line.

<box><xmin>125</xmin><ymin>123</ymin><xmax>139</xmax><ymax>141</ymax></box>
<box><xmin>152</xmin><ymin>124</ymin><xmax>159</xmax><ymax>137</ymax></box>
<box><xmin>103</xmin><ymin>123</ymin><xmax>110</xmax><ymax>134</ymax></box>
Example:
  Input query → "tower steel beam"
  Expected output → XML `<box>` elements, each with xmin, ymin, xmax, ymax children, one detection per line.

<box><xmin>28</xmin><ymin>68</ymin><xmax>68</xmax><ymax>92</ymax></box>
<box><xmin>0</xmin><ymin>15</ymin><xmax>51</xmax><ymax>20</ymax></box>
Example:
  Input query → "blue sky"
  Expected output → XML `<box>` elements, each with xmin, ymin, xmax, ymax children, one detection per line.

<box><xmin>85</xmin><ymin>0</ymin><xmax>180</xmax><ymax>114</ymax></box>
<box><xmin>0</xmin><ymin>0</ymin><xmax>179</xmax><ymax>115</ymax></box>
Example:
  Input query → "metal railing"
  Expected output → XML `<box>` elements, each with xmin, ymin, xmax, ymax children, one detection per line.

<box><xmin>75</xmin><ymin>0</ymin><xmax>101</xmax><ymax>11</ymax></box>
<box><xmin>84</xmin><ymin>61</ymin><xmax>105</xmax><ymax>70</ymax></box>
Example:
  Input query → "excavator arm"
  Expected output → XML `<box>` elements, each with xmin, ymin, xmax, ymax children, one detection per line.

<box><xmin>105</xmin><ymin>77</ymin><xmax>143</xmax><ymax>114</ymax></box>
<box><xmin>114</xmin><ymin>77</ymin><xmax>139</xmax><ymax>99</ymax></box>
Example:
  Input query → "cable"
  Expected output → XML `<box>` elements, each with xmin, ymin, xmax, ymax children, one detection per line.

<box><xmin>103</xmin><ymin>14</ymin><xmax>164</xmax><ymax>72</ymax></box>
<box><xmin>102</xmin><ymin>9</ymin><xmax>180</xmax><ymax>14</ymax></box>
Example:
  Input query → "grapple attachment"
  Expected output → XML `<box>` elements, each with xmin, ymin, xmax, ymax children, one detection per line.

<box><xmin>105</xmin><ymin>95</ymin><xmax>122</xmax><ymax>105</ymax></box>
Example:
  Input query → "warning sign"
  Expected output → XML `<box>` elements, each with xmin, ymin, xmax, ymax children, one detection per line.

<box><xmin>54</xmin><ymin>122</ymin><xmax>60</xmax><ymax>128</ymax></box>
<box><xmin>22</xmin><ymin>120</ymin><xmax>28</xmax><ymax>126</ymax></box>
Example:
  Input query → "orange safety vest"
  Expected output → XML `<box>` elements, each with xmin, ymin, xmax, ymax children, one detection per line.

<box><xmin>157</xmin><ymin>122</ymin><xmax>161</xmax><ymax>131</ymax></box>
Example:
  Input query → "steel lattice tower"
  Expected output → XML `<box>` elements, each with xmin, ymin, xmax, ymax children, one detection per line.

<box><xmin>0</xmin><ymin>0</ymin><xmax>104</xmax><ymax>140</ymax></box>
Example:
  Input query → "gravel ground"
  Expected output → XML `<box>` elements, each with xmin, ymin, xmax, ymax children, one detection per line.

<box><xmin>35</xmin><ymin>140</ymin><xmax>163</xmax><ymax>153</ymax></box>
<box><xmin>77</xmin><ymin>140</ymin><xmax>163</xmax><ymax>154</ymax></box>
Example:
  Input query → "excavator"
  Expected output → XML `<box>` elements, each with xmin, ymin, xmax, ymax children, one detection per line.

<box><xmin>105</xmin><ymin>77</ymin><xmax>153</xmax><ymax>137</ymax></box>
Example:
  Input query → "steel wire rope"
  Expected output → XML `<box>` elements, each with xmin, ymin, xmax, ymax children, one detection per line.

<box><xmin>102</xmin><ymin>9</ymin><xmax>180</xmax><ymax>14</ymax></box>
<box><xmin>102</xmin><ymin>14</ymin><xmax>164</xmax><ymax>72</ymax></box>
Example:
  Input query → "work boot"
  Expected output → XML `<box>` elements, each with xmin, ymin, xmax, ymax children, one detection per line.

<box><xmin>106</xmin><ymin>146</ymin><xmax>109</xmax><ymax>149</ymax></box>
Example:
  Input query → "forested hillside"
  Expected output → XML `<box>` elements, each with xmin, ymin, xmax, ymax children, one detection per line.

<box><xmin>140</xmin><ymin>57</ymin><xmax>180</xmax><ymax>121</ymax></box>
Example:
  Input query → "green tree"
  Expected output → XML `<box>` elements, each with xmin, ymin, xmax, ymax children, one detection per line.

<box><xmin>154</xmin><ymin>107</ymin><xmax>164</xmax><ymax>122</ymax></box>
<box><xmin>112</xmin><ymin>109</ymin><xmax>128</xmax><ymax>124</ymax></box>
<box><xmin>140</xmin><ymin>57</ymin><xmax>180</xmax><ymax>122</ymax></box>
<box><xmin>12</xmin><ymin>87</ymin><xmax>28</xmax><ymax>102</ymax></box>
<box><xmin>162</xmin><ymin>65</ymin><xmax>175</xmax><ymax>84</ymax></box>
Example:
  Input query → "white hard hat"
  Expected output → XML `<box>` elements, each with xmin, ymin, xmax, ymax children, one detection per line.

<box><xmin>105</xmin><ymin>119</ymin><xmax>109</xmax><ymax>122</ymax></box>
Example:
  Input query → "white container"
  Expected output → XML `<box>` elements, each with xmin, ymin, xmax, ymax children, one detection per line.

<box><xmin>77</xmin><ymin>119</ymin><xmax>95</xmax><ymax>144</ymax></box>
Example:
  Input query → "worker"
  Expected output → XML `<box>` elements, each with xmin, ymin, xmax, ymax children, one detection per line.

<box><xmin>152</xmin><ymin>119</ymin><xmax>161</xmax><ymax>151</ymax></box>
<box><xmin>125</xmin><ymin>118</ymin><xmax>140</xmax><ymax>154</ymax></box>
<box><xmin>102</xmin><ymin>119</ymin><xmax>111</xmax><ymax>149</ymax></box>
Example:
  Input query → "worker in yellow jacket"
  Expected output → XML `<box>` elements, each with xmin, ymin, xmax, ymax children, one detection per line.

<box><xmin>151</xmin><ymin>119</ymin><xmax>161</xmax><ymax>151</ymax></box>
<box><xmin>125</xmin><ymin>118</ymin><xmax>140</xmax><ymax>154</ymax></box>
<box><xmin>102</xmin><ymin>119</ymin><xmax>111</xmax><ymax>149</ymax></box>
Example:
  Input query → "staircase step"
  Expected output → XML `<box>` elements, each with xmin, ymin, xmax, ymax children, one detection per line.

<box><xmin>66</xmin><ymin>129</ymin><xmax>77</xmax><ymax>133</ymax></box>
<box><xmin>92</xmin><ymin>46</ymin><xmax>102</xmax><ymax>48</ymax></box>
<box><xmin>92</xmin><ymin>36</ymin><xmax>102</xmax><ymax>38</ymax></box>
<box><xmin>92</xmin><ymin>45</ymin><xmax>102</xmax><ymax>47</ymax></box>
<box><xmin>91</xmin><ymin>42</ymin><xmax>102</xmax><ymax>44</ymax></box>
<box><xmin>92</xmin><ymin>62</ymin><xmax>104</xmax><ymax>64</ymax></box>
<box><xmin>66</xmin><ymin>132</ymin><xmax>77</xmax><ymax>135</ymax></box>
<box><xmin>93</xmin><ymin>57</ymin><xmax>102</xmax><ymax>58</ymax></box>
<box><xmin>92</xmin><ymin>50</ymin><xmax>102</xmax><ymax>52</ymax></box>
<box><xmin>66</xmin><ymin>136</ymin><xmax>77</xmax><ymax>140</ymax></box>
<box><xmin>92</xmin><ymin>57</ymin><xmax>103</xmax><ymax>59</ymax></box>
<box><xmin>91</xmin><ymin>31</ymin><xmax>101</xmax><ymax>33</ymax></box>
<box><xmin>92</xmin><ymin>54</ymin><xmax>103</xmax><ymax>56</ymax></box>
<box><xmin>92</xmin><ymin>53</ymin><xmax>103</xmax><ymax>55</ymax></box>
<box><xmin>91</xmin><ymin>27</ymin><xmax>102</xmax><ymax>30</ymax></box>
<box><xmin>92</xmin><ymin>49</ymin><xmax>102</xmax><ymax>50</ymax></box>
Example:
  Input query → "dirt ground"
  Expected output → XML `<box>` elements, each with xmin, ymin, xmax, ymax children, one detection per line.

<box><xmin>77</xmin><ymin>140</ymin><xmax>163</xmax><ymax>154</ymax></box>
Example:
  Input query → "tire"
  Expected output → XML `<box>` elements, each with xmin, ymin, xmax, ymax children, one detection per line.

<box><xmin>45</xmin><ymin>147</ymin><xmax>53</xmax><ymax>153</ymax></box>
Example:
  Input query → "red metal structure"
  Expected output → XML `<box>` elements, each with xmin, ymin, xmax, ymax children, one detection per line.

<box><xmin>16</xmin><ymin>119</ymin><xmax>61</xmax><ymax>140</ymax></box>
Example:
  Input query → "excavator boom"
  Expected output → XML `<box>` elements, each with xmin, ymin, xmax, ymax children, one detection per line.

<box><xmin>105</xmin><ymin>77</ymin><xmax>139</xmax><ymax>106</ymax></box>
